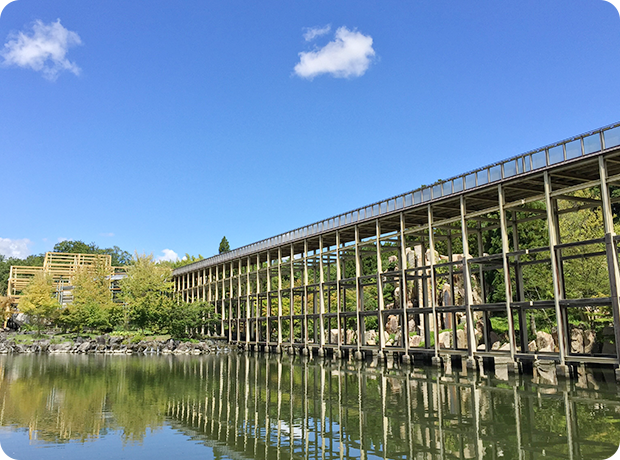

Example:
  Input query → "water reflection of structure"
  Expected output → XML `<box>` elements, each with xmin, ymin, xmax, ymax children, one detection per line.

<box><xmin>166</xmin><ymin>354</ymin><xmax>620</xmax><ymax>460</ymax></box>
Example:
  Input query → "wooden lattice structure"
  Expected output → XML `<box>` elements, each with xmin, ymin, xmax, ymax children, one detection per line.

<box><xmin>6</xmin><ymin>252</ymin><xmax>125</xmax><ymax>305</ymax></box>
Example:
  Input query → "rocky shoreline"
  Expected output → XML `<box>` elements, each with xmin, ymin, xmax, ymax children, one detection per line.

<box><xmin>0</xmin><ymin>333</ymin><xmax>231</xmax><ymax>355</ymax></box>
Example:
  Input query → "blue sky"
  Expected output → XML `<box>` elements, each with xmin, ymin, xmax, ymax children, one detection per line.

<box><xmin>1</xmin><ymin>0</ymin><xmax>620</xmax><ymax>262</ymax></box>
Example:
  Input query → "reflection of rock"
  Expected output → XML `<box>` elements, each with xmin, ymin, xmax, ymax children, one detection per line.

<box><xmin>536</xmin><ymin>331</ymin><xmax>555</xmax><ymax>352</ymax></box>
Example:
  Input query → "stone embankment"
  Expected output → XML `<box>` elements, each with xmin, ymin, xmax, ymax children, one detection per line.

<box><xmin>0</xmin><ymin>334</ymin><xmax>231</xmax><ymax>355</ymax></box>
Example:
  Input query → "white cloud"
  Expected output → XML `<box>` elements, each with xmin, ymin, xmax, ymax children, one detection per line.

<box><xmin>156</xmin><ymin>249</ymin><xmax>179</xmax><ymax>262</ymax></box>
<box><xmin>0</xmin><ymin>237</ymin><xmax>32</xmax><ymax>258</ymax></box>
<box><xmin>100</xmin><ymin>232</ymin><xmax>115</xmax><ymax>237</ymax></box>
<box><xmin>57</xmin><ymin>237</ymin><xmax>69</xmax><ymax>243</ymax></box>
<box><xmin>1</xmin><ymin>19</ymin><xmax>82</xmax><ymax>81</ymax></box>
<box><xmin>303</xmin><ymin>25</ymin><xmax>331</xmax><ymax>41</ymax></box>
<box><xmin>294</xmin><ymin>26</ymin><xmax>375</xmax><ymax>80</ymax></box>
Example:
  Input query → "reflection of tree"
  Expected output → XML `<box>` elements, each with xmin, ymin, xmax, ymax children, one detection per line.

<box><xmin>0</xmin><ymin>355</ymin><xmax>619</xmax><ymax>459</ymax></box>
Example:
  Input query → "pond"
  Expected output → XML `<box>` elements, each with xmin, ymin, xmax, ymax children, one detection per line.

<box><xmin>0</xmin><ymin>353</ymin><xmax>618</xmax><ymax>460</ymax></box>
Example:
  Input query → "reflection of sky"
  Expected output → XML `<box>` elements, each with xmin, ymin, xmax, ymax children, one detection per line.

<box><xmin>0</xmin><ymin>425</ymin><xmax>216</xmax><ymax>460</ymax></box>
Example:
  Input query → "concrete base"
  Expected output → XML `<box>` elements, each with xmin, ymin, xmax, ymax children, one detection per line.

<box><xmin>317</xmin><ymin>348</ymin><xmax>325</xmax><ymax>357</ymax></box>
<box><xmin>335</xmin><ymin>350</ymin><xmax>343</xmax><ymax>359</ymax></box>
<box><xmin>465</xmin><ymin>358</ymin><xmax>476</xmax><ymax>370</ymax></box>
<box><xmin>274</xmin><ymin>345</ymin><xmax>282</xmax><ymax>354</ymax></box>
<box><xmin>354</xmin><ymin>351</ymin><xmax>363</xmax><ymax>361</ymax></box>
<box><xmin>401</xmin><ymin>354</ymin><xmax>411</xmax><ymax>365</ymax></box>
<box><xmin>556</xmin><ymin>364</ymin><xmax>570</xmax><ymax>379</ymax></box>
<box><xmin>431</xmin><ymin>356</ymin><xmax>442</xmax><ymax>367</ymax></box>
<box><xmin>302</xmin><ymin>347</ymin><xmax>309</xmax><ymax>356</ymax></box>
<box><xmin>615</xmin><ymin>368</ymin><xmax>620</xmax><ymax>384</ymax></box>
<box><xmin>377</xmin><ymin>351</ymin><xmax>386</xmax><ymax>361</ymax></box>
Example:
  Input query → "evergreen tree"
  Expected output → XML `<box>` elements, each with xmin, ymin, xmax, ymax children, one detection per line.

<box><xmin>218</xmin><ymin>237</ymin><xmax>230</xmax><ymax>254</ymax></box>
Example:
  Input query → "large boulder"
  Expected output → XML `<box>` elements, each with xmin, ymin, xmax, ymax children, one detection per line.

<box><xmin>570</xmin><ymin>328</ymin><xmax>584</xmax><ymax>354</ymax></box>
<box><xmin>536</xmin><ymin>331</ymin><xmax>555</xmax><ymax>352</ymax></box>
<box><xmin>385</xmin><ymin>315</ymin><xmax>400</xmax><ymax>334</ymax></box>
<box><xmin>364</xmin><ymin>330</ymin><xmax>377</xmax><ymax>346</ymax></box>
<box><xmin>438</xmin><ymin>331</ymin><xmax>452</xmax><ymax>349</ymax></box>
<box><xmin>409</xmin><ymin>334</ymin><xmax>423</xmax><ymax>348</ymax></box>
<box><xmin>7</xmin><ymin>313</ymin><xmax>29</xmax><ymax>330</ymax></box>
<box><xmin>583</xmin><ymin>330</ymin><xmax>596</xmax><ymax>354</ymax></box>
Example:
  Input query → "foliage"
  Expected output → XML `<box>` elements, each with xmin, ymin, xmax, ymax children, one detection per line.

<box><xmin>120</xmin><ymin>253</ymin><xmax>173</xmax><ymax>332</ymax></box>
<box><xmin>218</xmin><ymin>236</ymin><xmax>230</xmax><ymax>254</ymax></box>
<box><xmin>0</xmin><ymin>253</ymin><xmax>45</xmax><ymax>295</ymax></box>
<box><xmin>60</xmin><ymin>256</ymin><xmax>118</xmax><ymax>333</ymax></box>
<box><xmin>18</xmin><ymin>272</ymin><xmax>61</xmax><ymax>335</ymax></box>
<box><xmin>162</xmin><ymin>301</ymin><xmax>219</xmax><ymax>339</ymax></box>
<box><xmin>53</xmin><ymin>240</ymin><xmax>132</xmax><ymax>266</ymax></box>
<box><xmin>169</xmin><ymin>253</ymin><xmax>204</xmax><ymax>269</ymax></box>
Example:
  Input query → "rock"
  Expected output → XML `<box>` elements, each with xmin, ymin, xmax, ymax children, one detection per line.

<box><xmin>583</xmin><ymin>330</ymin><xmax>596</xmax><ymax>354</ymax></box>
<box><xmin>528</xmin><ymin>340</ymin><xmax>537</xmax><ymax>352</ymax></box>
<box><xmin>329</xmin><ymin>329</ymin><xmax>339</xmax><ymax>344</ymax></box>
<box><xmin>536</xmin><ymin>331</ymin><xmax>555</xmax><ymax>352</ymax></box>
<box><xmin>385</xmin><ymin>315</ymin><xmax>400</xmax><ymax>334</ymax></box>
<box><xmin>408</xmin><ymin>319</ymin><xmax>416</xmax><ymax>333</ymax></box>
<box><xmin>7</xmin><ymin>313</ymin><xmax>29</xmax><ymax>330</ymax></box>
<box><xmin>364</xmin><ymin>330</ymin><xmax>377</xmax><ymax>346</ymax></box>
<box><xmin>499</xmin><ymin>342</ymin><xmax>511</xmax><ymax>351</ymax></box>
<box><xmin>489</xmin><ymin>331</ymin><xmax>501</xmax><ymax>349</ymax></box>
<box><xmin>438</xmin><ymin>331</ymin><xmax>452</xmax><ymax>349</ymax></box>
<box><xmin>77</xmin><ymin>341</ymin><xmax>92</xmax><ymax>353</ymax></box>
<box><xmin>409</xmin><ymin>334</ymin><xmax>422</xmax><ymax>348</ymax></box>
<box><xmin>570</xmin><ymin>328</ymin><xmax>584</xmax><ymax>354</ymax></box>
<box><xmin>109</xmin><ymin>336</ymin><xmax>124</xmax><ymax>346</ymax></box>
<box><xmin>50</xmin><ymin>342</ymin><xmax>72</xmax><ymax>353</ymax></box>
<box><xmin>456</xmin><ymin>329</ymin><xmax>466</xmax><ymax>348</ymax></box>
<box><xmin>346</xmin><ymin>329</ymin><xmax>356</xmax><ymax>344</ymax></box>
<box><xmin>96</xmin><ymin>335</ymin><xmax>107</xmax><ymax>345</ymax></box>
<box><xmin>602</xmin><ymin>342</ymin><xmax>616</xmax><ymax>355</ymax></box>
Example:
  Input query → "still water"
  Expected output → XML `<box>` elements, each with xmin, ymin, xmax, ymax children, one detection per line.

<box><xmin>0</xmin><ymin>353</ymin><xmax>618</xmax><ymax>460</ymax></box>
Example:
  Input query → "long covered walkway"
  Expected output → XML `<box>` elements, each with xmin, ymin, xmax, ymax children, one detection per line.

<box><xmin>173</xmin><ymin>122</ymin><xmax>620</xmax><ymax>379</ymax></box>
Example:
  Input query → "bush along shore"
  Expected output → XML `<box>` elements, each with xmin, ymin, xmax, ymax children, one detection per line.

<box><xmin>0</xmin><ymin>331</ymin><xmax>231</xmax><ymax>355</ymax></box>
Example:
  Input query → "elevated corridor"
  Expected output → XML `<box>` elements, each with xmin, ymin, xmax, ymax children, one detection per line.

<box><xmin>173</xmin><ymin>122</ymin><xmax>620</xmax><ymax>380</ymax></box>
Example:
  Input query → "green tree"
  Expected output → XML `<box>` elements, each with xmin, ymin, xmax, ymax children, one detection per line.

<box><xmin>53</xmin><ymin>240</ymin><xmax>131</xmax><ymax>266</ymax></box>
<box><xmin>162</xmin><ymin>301</ymin><xmax>219</xmax><ymax>339</ymax></box>
<box><xmin>218</xmin><ymin>237</ymin><xmax>230</xmax><ymax>254</ymax></box>
<box><xmin>120</xmin><ymin>253</ymin><xmax>173</xmax><ymax>332</ymax></box>
<box><xmin>0</xmin><ymin>253</ymin><xmax>45</xmax><ymax>295</ymax></box>
<box><xmin>62</xmin><ymin>256</ymin><xmax>118</xmax><ymax>333</ymax></box>
<box><xmin>18</xmin><ymin>272</ymin><xmax>61</xmax><ymax>335</ymax></box>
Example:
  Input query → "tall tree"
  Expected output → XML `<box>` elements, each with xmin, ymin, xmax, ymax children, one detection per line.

<box><xmin>62</xmin><ymin>256</ymin><xmax>118</xmax><ymax>332</ymax></box>
<box><xmin>18</xmin><ymin>272</ymin><xmax>60</xmax><ymax>335</ymax></box>
<box><xmin>52</xmin><ymin>240</ymin><xmax>132</xmax><ymax>266</ymax></box>
<box><xmin>120</xmin><ymin>253</ymin><xmax>173</xmax><ymax>332</ymax></box>
<box><xmin>218</xmin><ymin>237</ymin><xmax>230</xmax><ymax>254</ymax></box>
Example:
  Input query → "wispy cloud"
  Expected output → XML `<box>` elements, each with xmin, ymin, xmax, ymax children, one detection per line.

<box><xmin>1</xmin><ymin>19</ymin><xmax>82</xmax><ymax>81</ymax></box>
<box><xmin>0</xmin><ymin>237</ymin><xmax>32</xmax><ymax>258</ymax></box>
<box><xmin>100</xmin><ymin>232</ymin><xmax>115</xmax><ymax>237</ymax></box>
<box><xmin>156</xmin><ymin>249</ymin><xmax>179</xmax><ymax>262</ymax></box>
<box><xmin>303</xmin><ymin>24</ymin><xmax>331</xmax><ymax>41</ymax></box>
<box><xmin>294</xmin><ymin>26</ymin><xmax>375</xmax><ymax>80</ymax></box>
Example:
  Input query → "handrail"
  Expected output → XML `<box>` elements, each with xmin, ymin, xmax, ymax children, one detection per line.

<box><xmin>174</xmin><ymin>121</ymin><xmax>620</xmax><ymax>275</ymax></box>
